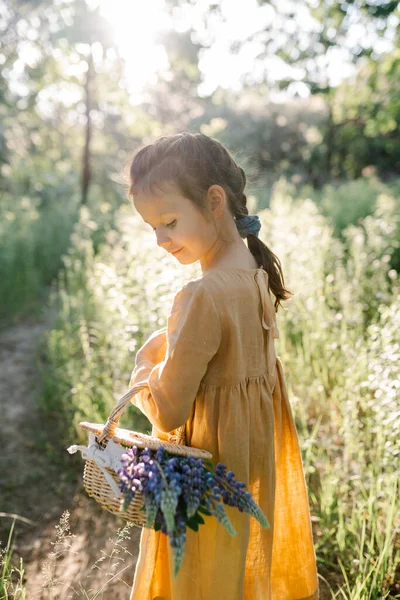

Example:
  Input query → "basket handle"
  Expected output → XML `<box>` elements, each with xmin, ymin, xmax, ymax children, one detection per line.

<box><xmin>96</xmin><ymin>382</ymin><xmax>186</xmax><ymax>448</ymax></box>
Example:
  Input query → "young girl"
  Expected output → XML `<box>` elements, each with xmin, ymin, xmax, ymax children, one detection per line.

<box><xmin>127</xmin><ymin>132</ymin><xmax>319</xmax><ymax>600</ymax></box>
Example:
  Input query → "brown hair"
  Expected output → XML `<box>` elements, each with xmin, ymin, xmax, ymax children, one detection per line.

<box><xmin>128</xmin><ymin>132</ymin><xmax>292</xmax><ymax>311</ymax></box>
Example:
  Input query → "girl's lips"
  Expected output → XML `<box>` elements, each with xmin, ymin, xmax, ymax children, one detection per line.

<box><xmin>172</xmin><ymin>248</ymin><xmax>182</xmax><ymax>254</ymax></box>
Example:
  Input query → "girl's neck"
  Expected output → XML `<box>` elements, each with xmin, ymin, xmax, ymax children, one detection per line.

<box><xmin>201</xmin><ymin>241</ymin><xmax>259</xmax><ymax>275</ymax></box>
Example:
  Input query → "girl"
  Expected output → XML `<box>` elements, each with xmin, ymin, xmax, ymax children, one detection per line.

<box><xmin>127</xmin><ymin>132</ymin><xmax>319</xmax><ymax>600</ymax></box>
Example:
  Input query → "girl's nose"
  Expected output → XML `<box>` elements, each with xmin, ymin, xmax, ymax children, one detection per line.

<box><xmin>156</xmin><ymin>231</ymin><xmax>171</xmax><ymax>249</ymax></box>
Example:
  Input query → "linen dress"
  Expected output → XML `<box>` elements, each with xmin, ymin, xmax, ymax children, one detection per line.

<box><xmin>128</xmin><ymin>267</ymin><xmax>319</xmax><ymax>600</ymax></box>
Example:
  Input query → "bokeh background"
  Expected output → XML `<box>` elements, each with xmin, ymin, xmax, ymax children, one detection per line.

<box><xmin>0</xmin><ymin>1</ymin><xmax>399</xmax><ymax>598</ymax></box>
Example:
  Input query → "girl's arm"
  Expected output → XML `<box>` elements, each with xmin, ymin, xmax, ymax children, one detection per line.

<box><xmin>128</xmin><ymin>281</ymin><xmax>221</xmax><ymax>433</ymax></box>
<box><xmin>129</xmin><ymin>328</ymin><xmax>167</xmax><ymax>388</ymax></box>
<box><xmin>136</xmin><ymin>327</ymin><xmax>168</xmax><ymax>364</ymax></box>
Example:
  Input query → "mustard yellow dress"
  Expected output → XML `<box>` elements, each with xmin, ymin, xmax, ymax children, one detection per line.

<box><xmin>128</xmin><ymin>267</ymin><xmax>319</xmax><ymax>600</ymax></box>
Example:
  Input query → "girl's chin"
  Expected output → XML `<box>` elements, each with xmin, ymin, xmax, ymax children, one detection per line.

<box><xmin>174</xmin><ymin>252</ymin><xmax>196</xmax><ymax>266</ymax></box>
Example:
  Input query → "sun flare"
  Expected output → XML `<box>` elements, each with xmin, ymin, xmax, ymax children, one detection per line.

<box><xmin>99</xmin><ymin>0</ymin><xmax>171</xmax><ymax>100</ymax></box>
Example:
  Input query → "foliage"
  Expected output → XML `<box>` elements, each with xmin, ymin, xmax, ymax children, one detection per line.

<box><xmin>0</xmin><ymin>193</ymin><xmax>79</xmax><ymax>327</ymax></box>
<box><xmin>0</xmin><ymin>519</ymin><xmax>26</xmax><ymax>600</ymax></box>
<box><xmin>328</xmin><ymin>51</ymin><xmax>400</xmax><ymax>180</ymax></box>
<box><xmin>39</xmin><ymin>510</ymin><xmax>135</xmax><ymax>599</ymax></box>
<box><xmin>298</xmin><ymin>174</ymin><xmax>397</xmax><ymax>234</ymax></box>
<box><xmin>1</xmin><ymin>0</ymin><xmax>399</xmax><ymax>213</ymax></box>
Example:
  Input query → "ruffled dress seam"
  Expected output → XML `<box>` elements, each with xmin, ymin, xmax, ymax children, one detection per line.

<box><xmin>199</xmin><ymin>370</ymin><xmax>272</xmax><ymax>389</ymax></box>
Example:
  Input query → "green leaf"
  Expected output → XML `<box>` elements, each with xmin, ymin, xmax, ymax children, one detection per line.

<box><xmin>154</xmin><ymin>521</ymin><xmax>162</xmax><ymax>532</ymax></box>
<box><xmin>140</xmin><ymin>504</ymin><xmax>146</xmax><ymax>512</ymax></box>
<box><xmin>121</xmin><ymin>496</ymin><xmax>131</xmax><ymax>512</ymax></box>
<box><xmin>202</xmin><ymin>460</ymin><xmax>215</xmax><ymax>472</ymax></box>
<box><xmin>198</xmin><ymin>505</ymin><xmax>211</xmax><ymax>517</ymax></box>
<box><xmin>194</xmin><ymin>512</ymin><xmax>205</xmax><ymax>525</ymax></box>
<box><xmin>186</xmin><ymin>516</ymin><xmax>199</xmax><ymax>532</ymax></box>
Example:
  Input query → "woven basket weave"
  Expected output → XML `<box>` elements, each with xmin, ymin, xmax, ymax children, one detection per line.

<box><xmin>75</xmin><ymin>381</ymin><xmax>212</xmax><ymax>528</ymax></box>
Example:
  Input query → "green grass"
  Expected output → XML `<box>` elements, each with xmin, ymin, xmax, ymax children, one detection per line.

<box><xmin>0</xmin><ymin>194</ymin><xmax>80</xmax><ymax>328</ymax></box>
<box><xmin>0</xmin><ymin>519</ymin><xmax>27</xmax><ymax>600</ymax></box>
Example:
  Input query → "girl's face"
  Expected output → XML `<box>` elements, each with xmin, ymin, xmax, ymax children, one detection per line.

<box><xmin>133</xmin><ymin>184</ymin><xmax>219</xmax><ymax>267</ymax></box>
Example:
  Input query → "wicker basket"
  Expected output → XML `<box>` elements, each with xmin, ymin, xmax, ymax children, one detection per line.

<box><xmin>68</xmin><ymin>381</ymin><xmax>213</xmax><ymax>528</ymax></box>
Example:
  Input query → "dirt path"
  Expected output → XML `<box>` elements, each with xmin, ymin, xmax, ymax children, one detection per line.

<box><xmin>0</xmin><ymin>310</ymin><xmax>141</xmax><ymax>599</ymax></box>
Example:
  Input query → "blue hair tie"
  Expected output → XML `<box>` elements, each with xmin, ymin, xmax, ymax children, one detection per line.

<box><xmin>235</xmin><ymin>215</ymin><xmax>261</xmax><ymax>238</ymax></box>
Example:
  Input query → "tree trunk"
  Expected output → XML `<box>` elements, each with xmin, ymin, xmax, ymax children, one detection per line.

<box><xmin>325</xmin><ymin>99</ymin><xmax>335</xmax><ymax>182</ymax></box>
<box><xmin>81</xmin><ymin>49</ymin><xmax>93</xmax><ymax>206</ymax></box>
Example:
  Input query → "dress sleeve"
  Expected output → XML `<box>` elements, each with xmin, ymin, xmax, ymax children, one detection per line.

<box><xmin>128</xmin><ymin>281</ymin><xmax>221</xmax><ymax>433</ymax></box>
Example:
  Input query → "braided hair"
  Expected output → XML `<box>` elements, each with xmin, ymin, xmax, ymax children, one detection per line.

<box><xmin>128</xmin><ymin>132</ymin><xmax>292</xmax><ymax>311</ymax></box>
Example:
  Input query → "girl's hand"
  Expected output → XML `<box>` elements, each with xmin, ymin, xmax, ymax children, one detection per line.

<box><xmin>136</xmin><ymin>327</ymin><xmax>167</xmax><ymax>365</ymax></box>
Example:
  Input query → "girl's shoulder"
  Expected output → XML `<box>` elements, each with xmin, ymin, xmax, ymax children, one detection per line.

<box><xmin>192</xmin><ymin>267</ymin><xmax>261</xmax><ymax>288</ymax></box>
<box><xmin>179</xmin><ymin>268</ymin><xmax>260</xmax><ymax>303</ymax></box>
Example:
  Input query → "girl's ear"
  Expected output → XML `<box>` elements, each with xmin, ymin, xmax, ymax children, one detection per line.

<box><xmin>206</xmin><ymin>184</ymin><xmax>226</xmax><ymax>218</ymax></box>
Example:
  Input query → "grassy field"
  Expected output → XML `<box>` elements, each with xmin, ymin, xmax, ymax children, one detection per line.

<box><xmin>1</xmin><ymin>179</ymin><xmax>399</xmax><ymax>598</ymax></box>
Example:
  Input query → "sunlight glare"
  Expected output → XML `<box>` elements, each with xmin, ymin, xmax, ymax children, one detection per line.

<box><xmin>98</xmin><ymin>0</ymin><xmax>170</xmax><ymax>102</ymax></box>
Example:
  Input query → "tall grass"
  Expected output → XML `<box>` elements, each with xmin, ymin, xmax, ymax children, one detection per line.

<box><xmin>0</xmin><ymin>519</ymin><xmax>26</xmax><ymax>600</ymax></box>
<box><xmin>0</xmin><ymin>191</ymin><xmax>119</xmax><ymax>328</ymax></box>
<box><xmin>0</xmin><ymin>193</ymin><xmax>79</xmax><ymax>327</ymax></box>
<box><xmin>0</xmin><ymin>512</ymin><xmax>135</xmax><ymax>599</ymax></box>
<box><xmin>262</xmin><ymin>182</ymin><xmax>400</xmax><ymax>596</ymax></box>
<box><xmin>298</xmin><ymin>174</ymin><xmax>400</xmax><ymax>238</ymax></box>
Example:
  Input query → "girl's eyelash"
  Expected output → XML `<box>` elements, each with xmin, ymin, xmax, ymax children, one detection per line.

<box><xmin>152</xmin><ymin>220</ymin><xmax>177</xmax><ymax>231</ymax></box>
